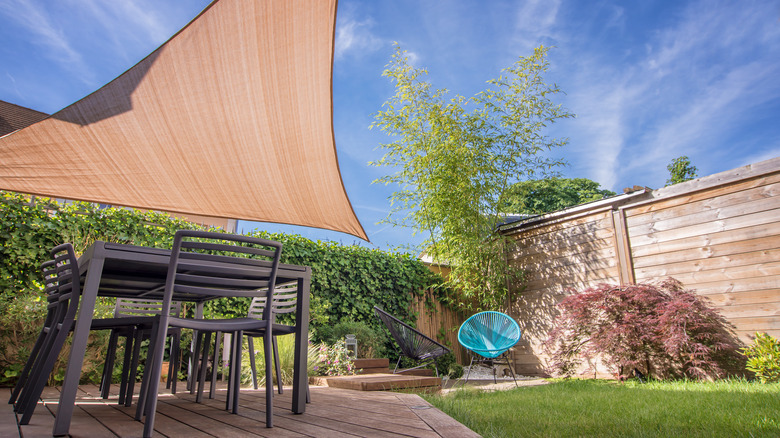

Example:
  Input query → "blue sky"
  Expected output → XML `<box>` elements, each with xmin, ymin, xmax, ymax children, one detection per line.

<box><xmin>1</xmin><ymin>0</ymin><xmax>779</xmax><ymax>252</ymax></box>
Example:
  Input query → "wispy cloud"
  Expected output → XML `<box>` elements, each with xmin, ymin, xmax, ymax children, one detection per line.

<box><xmin>739</xmin><ymin>148</ymin><xmax>780</xmax><ymax>168</ymax></box>
<box><xmin>335</xmin><ymin>14</ymin><xmax>383</xmax><ymax>59</ymax></box>
<box><xmin>511</xmin><ymin>0</ymin><xmax>562</xmax><ymax>50</ymax></box>
<box><xmin>4</xmin><ymin>72</ymin><xmax>23</xmax><ymax>101</ymax></box>
<box><xmin>0</xmin><ymin>0</ymin><xmax>94</xmax><ymax>85</ymax></box>
<box><xmin>75</xmin><ymin>0</ymin><xmax>171</xmax><ymax>62</ymax></box>
<box><xmin>558</xmin><ymin>0</ymin><xmax>780</xmax><ymax>189</ymax></box>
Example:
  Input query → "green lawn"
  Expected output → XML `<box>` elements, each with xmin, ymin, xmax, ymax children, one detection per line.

<box><xmin>422</xmin><ymin>379</ymin><xmax>780</xmax><ymax>438</ymax></box>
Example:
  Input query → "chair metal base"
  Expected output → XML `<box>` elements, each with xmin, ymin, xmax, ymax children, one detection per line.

<box><xmin>393</xmin><ymin>355</ymin><xmax>440</xmax><ymax>377</ymax></box>
<box><xmin>461</xmin><ymin>352</ymin><xmax>518</xmax><ymax>387</ymax></box>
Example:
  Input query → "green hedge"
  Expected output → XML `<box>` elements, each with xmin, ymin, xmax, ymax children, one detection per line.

<box><xmin>0</xmin><ymin>192</ymin><xmax>440</xmax><ymax>384</ymax></box>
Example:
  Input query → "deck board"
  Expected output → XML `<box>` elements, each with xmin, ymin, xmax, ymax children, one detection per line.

<box><xmin>3</xmin><ymin>383</ymin><xmax>478</xmax><ymax>438</ymax></box>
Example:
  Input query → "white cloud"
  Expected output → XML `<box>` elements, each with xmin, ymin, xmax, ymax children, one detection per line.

<box><xmin>739</xmin><ymin>148</ymin><xmax>780</xmax><ymax>168</ymax></box>
<box><xmin>62</xmin><ymin>0</ymin><xmax>186</xmax><ymax>68</ymax></box>
<box><xmin>558</xmin><ymin>0</ymin><xmax>780</xmax><ymax>189</ymax></box>
<box><xmin>0</xmin><ymin>0</ymin><xmax>94</xmax><ymax>85</ymax></box>
<box><xmin>335</xmin><ymin>16</ymin><xmax>383</xmax><ymax>59</ymax></box>
<box><xmin>511</xmin><ymin>0</ymin><xmax>562</xmax><ymax>50</ymax></box>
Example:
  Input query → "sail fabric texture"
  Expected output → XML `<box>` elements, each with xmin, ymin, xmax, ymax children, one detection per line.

<box><xmin>0</xmin><ymin>0</ymin><xmax>367</xmax><ymax>240</ymax></box>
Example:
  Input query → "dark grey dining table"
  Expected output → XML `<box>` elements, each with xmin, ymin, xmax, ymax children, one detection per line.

<box><xmin>52</xmin><ymin>241</ymin><xmax>311</xmax><ymax>436</ymax></box>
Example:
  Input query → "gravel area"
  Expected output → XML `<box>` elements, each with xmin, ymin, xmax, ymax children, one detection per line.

<box><xmin>458</xmin><ymin>364</ymin><xmax>537</xmax><ymax>381</ymax></box>
<box><xmin>439</xmin><ymin>364</ymin><xmax>548</xmax><ymax>393</ymax></box>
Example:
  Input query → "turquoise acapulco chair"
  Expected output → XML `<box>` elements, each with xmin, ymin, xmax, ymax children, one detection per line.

<box><xmin>457</xmin><ymin>311</ymin><xmax>521</xmax><ymax>386</ymax></box>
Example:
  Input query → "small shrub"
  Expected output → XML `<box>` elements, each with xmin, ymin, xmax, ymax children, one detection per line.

<box><xmin>448</xmin><ymin>363</ymin><xmax>464</xmax><ymax>379</ymax></box>
<box><xmin>741</xmin><ymin>332</ymin><xmax>780</xmax><ymax>383</ymax></box>
<box><xmin>544</xmin><ymin>278</ymin><xmax>742</xmax><ymax>380</ymax></box>
<box><xmin>435</xmin><ymin>352</ymin><xmax>464</xmax><ymax>378</ymax></box>
<box><xmin>318</xmin><ymin>320</ymin><xmax>385</xmax><ymax>359</ymax></box>
<box><xmin>239</xmin><ymin>334</ymin><xmax>302</xmax><ymax>386</ymax></box>
<box><xmin>312</xmin><ymin>340</ymin><xmax>359</xmax><ymax>376</ymax></box>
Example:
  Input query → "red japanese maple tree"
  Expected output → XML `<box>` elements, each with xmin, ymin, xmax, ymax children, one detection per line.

<box><xmin>544</xmin><ymin>278</ymin><xmax>742</xmax><ymax>380</ymax></box>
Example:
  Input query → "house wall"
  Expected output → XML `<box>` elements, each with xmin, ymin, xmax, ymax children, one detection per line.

<box><xmin>501</xmin><ymin>157</ymin><xmax>780</xmax><ymax>377</ymax></box>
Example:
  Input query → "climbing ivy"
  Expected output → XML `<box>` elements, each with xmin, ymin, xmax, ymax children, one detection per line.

<box><xmin>0</xmin><ymin>192</ymin><xmax>441</xmax><ymax>384</ymax></box>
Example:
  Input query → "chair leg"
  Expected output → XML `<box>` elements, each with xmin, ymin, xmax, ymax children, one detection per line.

<box><xmin>169</xmin><ymin>331</ymin><xmax>181</xmax><ymax>394</ymax></box>
<box><xmin>264</xmin><ymin>329</ymin><xmax>273</xmax><ymax>427</ymax></box>
<box><xmin>461</xmin><ymin>356</ymin><xmax>476</xmax><ymax>387</ymax></box>
<box><xmin>135</xmin><ymin>319</ymin><xmax>160</xmax><ymax>421</ymax></box>
<box><xmin>141</xmin><ymin>319</ymin><xmax>167</xmax><ymax>438</ymax></box>
<box><xmin>196</xmin><ymin>332</ymin><xmax>211</xmax><ymax>404</ymax></box>
<box><xmin>226</xmin><ymin>332</ymin><xmax>241</xmax><ymax>412</ymax></box>
<box><xmin>189</xmin><ymin>331</ymin><xmax>203</xmax><ymax>395</ymax></box>
<box><xmin>124</xmin><ymin>328</ymin><xmax>144</xmax><ymax>407</ymax></box>
<box><xmin>209</xmin><ymin>331</ymin><xmax>222</xmax><ymax>399</ymax></box>
<box><xmin>18</xmin><ymin>317</ymin><xmax>73</xmax><ymax>425</ymax></box>
<box><xmin>503</xmin><ymin>353</ymin><xmax>519</xmax><ymax>387</ymax></box>
<box><xmin>8</xmin><ymin>326</ymin><xmax>48</xmax><ymax>405</ymax></box>
<box><xmin>100</xmin><ymin>329</ymin><xmax>120</xmax><ymax>399</ymax></box>
<box><xmin>272</xmin><ymin>336</ymin><xmax>283</xmax><ymax>395</ymax></box>
<box><xmin>186</xmin><ymin>331</ymin><xmax>196</xmax><ymax>393</ymax></box>
<box><xmin>393</xmin><ymin>355</ymin><xmax>403</xmax><ymax>374</ymax></box>
<box><xmin>248</xmin><ymin>335</ymin><xmax>258</xmax><ymax>390</ymax></box>
<box><xmin>232</xmin><ymin>331</ymin><xmax>243</xmax><ymax>414</ymax></box>
<box><xmin>118</xmin><ymin>330</ymin><xmax>135</xmax><ymax>406</ymax></box>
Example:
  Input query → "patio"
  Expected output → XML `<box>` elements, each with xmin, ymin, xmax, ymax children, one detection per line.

<box><xmin>2</xmin><ymin>383</ymin><xmax>479</xmax><ymax>437</ymax></box>
<box><xmin>0</xmin><ymin>385</ymin><xmax>478</xmax><ymax>438</ymax></box>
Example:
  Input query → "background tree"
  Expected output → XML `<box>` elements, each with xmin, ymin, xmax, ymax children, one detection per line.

<box><xmin>666</xmin><ymin>156</ymin><xmax>698</xmax><ymax>186</ymax></box>
<box><xmin>500</xmin><ymin>177</ymin><xmax>616</xmax><ymax>215</ymax></box>
<box><xmin>371</xmin><ymin>44</ymin><xmax>573</xmax><ymax>310</ymax></box>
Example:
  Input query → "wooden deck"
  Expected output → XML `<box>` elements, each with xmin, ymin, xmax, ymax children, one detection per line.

<box><xmin>1</xmin><ymin>383</ymin><xmax>479</xmax><ymax>438</ymax></box>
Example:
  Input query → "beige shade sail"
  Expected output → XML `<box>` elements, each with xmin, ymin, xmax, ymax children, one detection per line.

<box><xmin>0</xmin><ymin>0</ymin><xmax>368</xmax><ymax>241</ymax></box>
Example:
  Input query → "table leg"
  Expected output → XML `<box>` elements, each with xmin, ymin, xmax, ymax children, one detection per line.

<box><xmin>52</xmin><ymin>256</ymin><xmax>104</xmax><ymax>436</ymax></box>
<box><xmin>292</xmin><ymin>275</ymin><xmax>310</xmax><ymax>414</ymax></box>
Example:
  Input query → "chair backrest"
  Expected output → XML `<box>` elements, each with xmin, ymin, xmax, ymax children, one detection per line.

<box><xmin>457</xmin><ymin>311</ymin><xmax>521</xmax><ymax>359</ymax></box>
<box><xmin>115</xmin><ymin>298</ymin><xmax>182</xmax><ymax>318</ymax></box>
<box><xmin>247</xmin><ymin>282</ymin><xmax>297</xmax><ymax>319</ymax></box>
<box><xmin>48</xmin><ymin>243</ymin><xmax>82</xmax><ymax>331</ymax></box>
<box><xmin>40</xmin><ymin>259</ymin><xmax>60</xmax><ymax>323</ymax></box>
<box><xmin>164</xmin><ymin>230</ymin><xmax>283</xmax><ymax>321</ymax></box>
<box><xmin>374</xmin><ymin>306</ymin><xmax>450</xmax><ymax>361</ymax></box>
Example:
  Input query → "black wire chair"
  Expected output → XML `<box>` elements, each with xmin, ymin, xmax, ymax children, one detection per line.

<box><xmin>373</xmin><ymin>306</ymin><xmax>450</xmax><ymax>376</ymax></box>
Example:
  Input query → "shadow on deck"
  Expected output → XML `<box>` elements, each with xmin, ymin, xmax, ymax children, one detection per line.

<box><xmin>1</xmin><ymin>382</ymin><xmax>479</xmax><ymax>438</ymax></box>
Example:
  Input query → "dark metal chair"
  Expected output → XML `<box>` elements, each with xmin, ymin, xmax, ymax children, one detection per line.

<box><xmin>97</xmin><ymin>299</ymin><xmax>182</xmax><ymax>406</ymax></box>
<box><xmin>12</xmin><ymin>244</ymin><xmax>82</xmax><ymax>424</ymax></box>
<box><xmin>138</xmin><ymin>230</ymin><xmax>283</xmax><ymax>437</ymax></box>
<box><xmin>246</xmin><ymin>282</ymin><xmax>298</xmax><ymax>392</ymax></box>
<box><xmin>373</xmin><ymin>306</ymin><xmax>450</xmax><ymax>376</ymax></box>
<box><xmin>8</xmin><ymin>257</ymin><xmax>59</xmax><ymax>407</ymax></box>
<box><xmin>11</xmin><ymin>245</ymin><xmax>179</xmax><ymax>421</ymax></box>
<box><xmin>191</xmin><ymin>281</ymin><xmax>306</xmax><ymax>402</ymax></box>
<box><xmin>457</xmin><ymin>311</ymin><xmax>521</xmax><ymax>386</ymax></box>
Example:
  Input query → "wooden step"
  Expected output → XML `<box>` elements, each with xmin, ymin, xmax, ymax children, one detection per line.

<box><xmin>311</xmin><ymin>373</ymin><xmax>442</xmax><ymax>391</ymax></box>
<box><xmin>353</xmin><ymin>358</ymin><xmax>388</xmax><ymax>368</ymax></box>
<box><xmin>396</xmin><ymin>368</ymin><xmax>435</xmax><ymax>377</ymax></box>
<box><xmin>353</xmin><ymin>358</ymin><xmax>390</xmax><ymax>374</ymax></box>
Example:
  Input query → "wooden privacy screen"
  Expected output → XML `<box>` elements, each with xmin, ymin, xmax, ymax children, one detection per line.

<box><xmin>0</xmin><ymin>0</ymin><xmax>367</xmax><ymax>241</ymax></box>
<box><xmin>501</xmin><ymin>157</ymin><xmax>780</xmax><ymax>376</ymax></box>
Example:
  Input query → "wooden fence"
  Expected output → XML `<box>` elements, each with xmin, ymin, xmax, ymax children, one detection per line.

<box><xmin>499</xmin><ymin>157</ymin><xmax>780</xmax><ymax>377</ymax></box>
<box><xmin>409</xmin><ymin>288</ymin><xmax>471</xmax><ymax>365</ymax></box>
